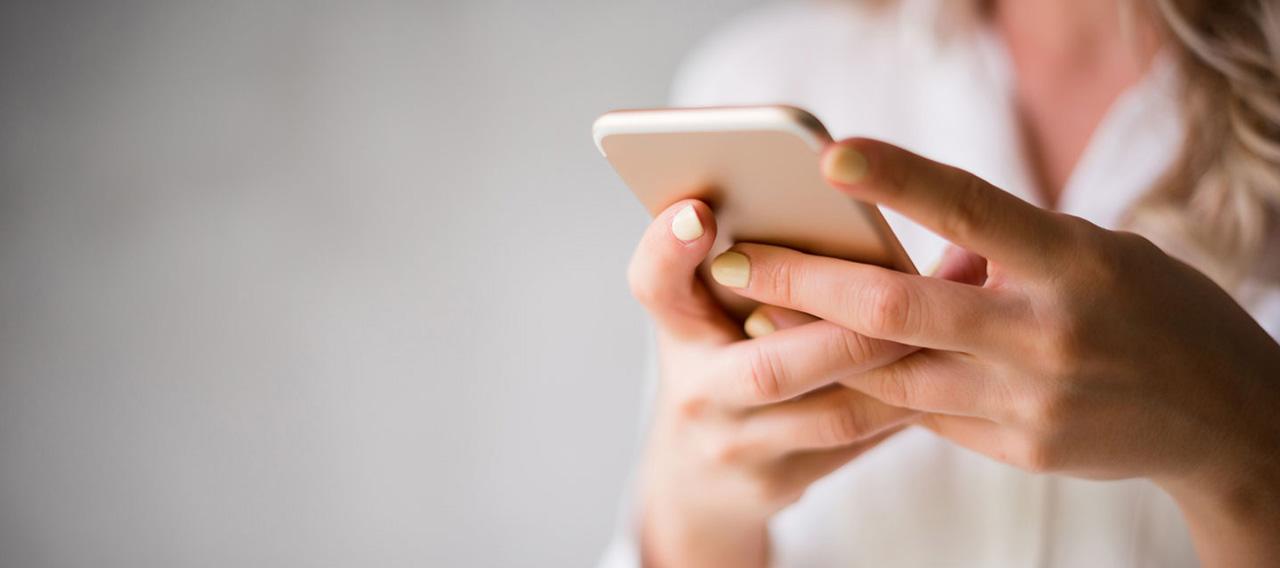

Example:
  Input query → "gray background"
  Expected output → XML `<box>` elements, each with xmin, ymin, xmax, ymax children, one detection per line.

<box><xmin>0</xmin><ymin>1</ymin><xmax>767</xmax><ymax>566</ymax></box>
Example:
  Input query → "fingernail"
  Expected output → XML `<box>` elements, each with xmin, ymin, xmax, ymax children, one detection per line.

<box><xmin>710</xmin><ymin>251</ymin><xmax>750</xmax><ymax>288</ymax></box>
<box><xmin>671</xmin><ymin>204</ymin><xmax>703</xmax><ymax>242</ymax></box>
<box><xmin>743</xmin><ymin>309</ymin><xmax>776</xmax><ymax>338</ymax></box>
<box><xmin>822</xmin><ymin>145</ymin><xmax>868</xmax><ymax>185</ymax></box>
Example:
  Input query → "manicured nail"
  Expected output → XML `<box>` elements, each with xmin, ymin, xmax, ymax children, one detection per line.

<box><xmin>710</xmin><ymin>251</ymin><xmax>750</xmax><ymax>288</ymax></box>
<box><xmin>671</xmin><ymin>204</ymin><xmax>703</xmax><ymax>242</ymax></box>
<box><xmin>822</xmin><ymin>145</ymin><xmax>868</xmax><ymax>184</ymax></box>
<box><xmin>743</xmin><ymin>309</ymin><xmax>776</xmax><ymax>338</ymax></box>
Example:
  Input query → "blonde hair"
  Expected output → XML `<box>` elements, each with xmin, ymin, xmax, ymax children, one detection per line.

<box><xmin>1130</xmin><ymin>0</ymin><xmax>1280</xmax><ymax>288</ymax></box>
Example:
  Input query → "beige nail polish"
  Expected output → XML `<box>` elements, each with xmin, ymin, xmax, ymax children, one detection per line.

<box><xmin>822</xmin><ymin>146</ymin><xmax>868</xmax><ymax>184</ymax></box>
<box><xmin>743</xmin><ymin>309</ymin><xmax>776</xmax><ymax>338</ymax></box>
<box><xmin>671</xmin><ymin>204</ymin><xmax>703</xmax><ymax>242</ymax></box>
<box><xmin>710</xmin><ymin>251</ymin><xmax>750</xmax><ymax>288</ymax></box>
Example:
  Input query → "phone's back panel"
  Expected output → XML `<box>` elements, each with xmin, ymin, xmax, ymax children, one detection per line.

<box><xmin>595</xmin><ymin>106</ymin><xmax>916</xmax><ymax>319</ymax></box>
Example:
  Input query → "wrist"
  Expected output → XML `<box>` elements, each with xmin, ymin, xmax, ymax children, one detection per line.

<box><xmin>1157</xmin><ymin>432</ymin><xmax>1280</xmax><ymax>565</ymax></box>
<box><xmin>1162</xmin><ymin>453</ymin><xmax>1280</xmax><ymax>522</ymax></box>
<box><xmin>640</xmin><ymin>495</ymin><xmax>770</xmax><ymax>568</ymax></box>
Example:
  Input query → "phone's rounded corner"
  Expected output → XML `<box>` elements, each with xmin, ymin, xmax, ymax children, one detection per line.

<box><xmin>592</xmin><ymin>133</ymin><xmax>609</xmax><ymax>158</ymax></box>
<box><xmin>591</xmin><ymin>113</ymin><xmax>617</xmax><ymax>157</ymax></box>
<box><xmin>772</xmin><ymin>105</ymin><xmax>833</xmax><ymax>146</ymax></box>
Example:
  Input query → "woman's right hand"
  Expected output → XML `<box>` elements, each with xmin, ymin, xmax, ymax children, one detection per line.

<box><xmin>630</xmin><ymin>200</ymin><xmax>922</xmax><ymax>568</ymax></box>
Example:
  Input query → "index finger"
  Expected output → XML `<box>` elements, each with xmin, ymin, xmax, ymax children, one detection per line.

<box><xmin>710</xmin><ymin>243</ymin><xmax>1023</xmax><ymax>353</ymax></box>
<box><xmin>821</xmin><ymin>138</ymin><xmax>1069</xmax><ymax>272</ymax></box>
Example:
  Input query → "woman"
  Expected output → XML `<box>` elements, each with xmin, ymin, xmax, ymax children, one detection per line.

<box><xmin>601</xmin><ymin>0</ymin><xmax>1280</xmax><ymax>566</ymax></box>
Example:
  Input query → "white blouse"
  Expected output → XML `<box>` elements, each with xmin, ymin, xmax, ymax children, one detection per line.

<box><xmin>600</xmin><ymin>1</ymin><xmax>1280</xmax><ymax>566</ymax></box>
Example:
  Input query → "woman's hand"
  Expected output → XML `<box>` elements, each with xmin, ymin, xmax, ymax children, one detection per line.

<box><xmin>629</xmin><ymin>200</ymin><xmax>922</xmax><ymax>568</ymax></box>
<box><xmin>708</xmin><ymin>138</ymin><xmax>1280</xmax><ymax>566</ymax></box>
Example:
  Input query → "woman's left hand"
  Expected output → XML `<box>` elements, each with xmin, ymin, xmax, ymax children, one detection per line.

<box><xmin>708</xmin><ymin>138</ymin><xmax>1280</xmax><ymax>564</ymax></box>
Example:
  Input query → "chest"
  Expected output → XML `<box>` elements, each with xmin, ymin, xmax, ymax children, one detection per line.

<box><xmin>1010</xmin><ymin>56</ymin><xmax>1154</xmax><ymax>207</ymax></box>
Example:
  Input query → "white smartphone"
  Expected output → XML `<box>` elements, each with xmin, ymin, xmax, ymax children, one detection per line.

<box><xmin>594</xmin><ymin>105</ymin><xmax>916</xmax><ymax>319</ymax></box>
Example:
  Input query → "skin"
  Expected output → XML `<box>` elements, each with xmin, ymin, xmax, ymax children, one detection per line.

<box><xmin>723</xmin><ymin>139</ymin><xmax>1280</xmax><ymax>566</ymax></box>
<box><xmin>631</xmin><ymin>201</ymin><xmax>911</xmax><ymax>567</ymax></box>
<box><xmin>632</xmin><ymin>1</ymin><xmax>1280</xmax><ymax>567</ymax></box>
<box><xmin>998</xmin><ymin>0</ymin><xmax>1163</xmax><ymax>204</ymax></box>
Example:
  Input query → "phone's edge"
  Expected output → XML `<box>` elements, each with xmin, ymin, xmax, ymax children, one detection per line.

<box><xmin>592</xmin><ymin>105</ymin><xmax>831</xmax><ymax>157</ymax></box>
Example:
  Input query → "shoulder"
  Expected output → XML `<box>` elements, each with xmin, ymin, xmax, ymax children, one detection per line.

<box><xmin>669</xmin><ymin>1</ymin><xmax>917</xmax><ymax>106</ymax></box>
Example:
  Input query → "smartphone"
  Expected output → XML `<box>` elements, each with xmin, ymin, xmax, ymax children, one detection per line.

<box><xmin>593</xmin><ymin>105</ymin><xmax>916</xmax><ymax>319</ymax></box>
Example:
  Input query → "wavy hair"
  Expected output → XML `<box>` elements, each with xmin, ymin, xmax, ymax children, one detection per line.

<box><xmin>1131</xmin><ymin>0</ymin><xmax>1280</xmax><ymax>288</ymax></box>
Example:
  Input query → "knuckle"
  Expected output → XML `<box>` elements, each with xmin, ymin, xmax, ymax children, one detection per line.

<box><xmin>760</xmin><ymin>255</ymin><xmax>802</xmax><ymax>307</ymax></box>
<box><xmin>1062</xmin><ymin>220</ymin><xmax>1125</xmax><ymax>288</ymax></box>
<box><xmin>939</xmin><ymin>175</ymin><xmax>990</xmax><ymax>244</ymax></box>
<box><xmin>1035</xmin><ymin>314</ymin><xmax>1089</xmax><ymax>379</ymax></box>
<box><xmin>836</xmin><ymin>328</ymin><xmax>877</xmax><ymax>366</ymax></box>
<box><xmin>818</xmin><ymin>405</ymin><xmax>865</xmax><ymax>446</ymax></box>
<box><xmin>707</xmin><ymin>439</ymin><xmax>746</xmax><ymax>467</ymax></box>
<box><xmin>1015</xmin><ymin>385</ymin><xmax>1076</xmax><ymax>432</ymax></box>
<box><xmin>741</xmin><ymin>346</ymin><xmax>785</xmax><ymax>402</ymax></box>
<box><xmin>1036</xmin><ymin>211</ymin><xmax>1089</xmax><ymax>264</ymax></box>
<box><xmin>1115</xmin><ymin>230</ymin><xmax>1162</xmax><ymax>259</ymax></box>
<box><xmin>745</xmin><ymin>474</ymin><xmax>800</xmax><ymax>507</ymax></box>
<box><xmin>674</xmin><ymin>394</ymin><xmax>711</xmax><ymax>422</ymax></box>
<box><xmin>1089</xmin><ymin>245</ymin><xmax>1126</xmax><ymax>289</ymax></box>
<box><xmin>873</xmin><ymin>367</ymin><xmax>915</xmax><ymax>408</ymax></box>
<box><xmin>854</xmin><ymin>277</ymin><xmax>917</xmax><ymax>338</ymax></box>
<box><xmin>688</xmin><ymin>428</ymin><xmax>727</xmax><ymax>466</ymax></box>
<box><xmin>1014</xmin><ymin>433</ymin><xmax>1065</xmax><ymax>474</ymax></box>
<box><xmin>1104</xmin><ymin>230</ymin><xmax>1163</xmax><ymax>283</ymax></box>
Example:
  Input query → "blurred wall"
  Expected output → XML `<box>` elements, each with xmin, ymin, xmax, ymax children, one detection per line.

<box><xmin>0</xmin><ymin>1</ymin><xmax>767</xmax><ymax>565</ymax></box>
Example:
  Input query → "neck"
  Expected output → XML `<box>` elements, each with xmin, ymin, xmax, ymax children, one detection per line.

<box><xmin>986</xmin><ymin>0</ymin><xmax>1164</xmax><ymax>208</ymax></box>
<box><xmin>992</xmin><ymin>0</ymin><xmax>1160</xmax><ymax>69</ymax></box>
